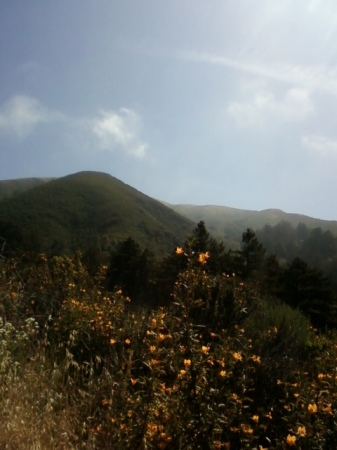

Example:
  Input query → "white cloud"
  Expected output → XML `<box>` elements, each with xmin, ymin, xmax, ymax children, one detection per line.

<box><xmin>302</xmin><ymin>135</ymin><xmax>337</xmax><ymax>156</ymax></box>
<box><xmin>228</xmin><ymin>88</ymin><xmax>313</xmax><ymax>129</ymax></box>
<box><xmin>177</xmin><ymin>50</ymin><xmax>337</xmax><ymax>96</ymax></box>
<box><xmin>91</xmin><ymin>108</ymin><xmax>148</xmax><ymax>158</ymax></box>
<box><xmin>0</xmin><ymin>95</ymin><xmax>63</xmax><ymax>139</ymax></box>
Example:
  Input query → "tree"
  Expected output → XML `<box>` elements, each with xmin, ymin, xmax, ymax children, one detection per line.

<box><xmin>241</xmin><ymin>228</ymin><xmax>266</xmax><ymax>278</ymax></box>
<box><xmin>106</xmin><ymin>237</ymin><xmax>154</xmax><ymax>303</ymax></box>
<box><xmin>280</xmin><ymin>257</ymin><xmax>336</xmax><ymax>328</ymax></box>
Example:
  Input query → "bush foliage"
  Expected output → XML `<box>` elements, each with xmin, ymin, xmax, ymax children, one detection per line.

<box><xmin>1</xmin><ymin>227</ymin><xmax>337</xmax><ymax>448</ymax></box>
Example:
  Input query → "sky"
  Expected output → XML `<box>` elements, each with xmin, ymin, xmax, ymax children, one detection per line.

<box><xmin>1</xmin><ymin>1</ymin><xmax>337</xmax><ymax>220</ymax></box>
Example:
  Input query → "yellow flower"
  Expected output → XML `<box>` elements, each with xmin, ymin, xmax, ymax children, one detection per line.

<box><xmin>297</xmin><ymin>426</ymin><xmax>306</xmax><ymax>437</ymax></box>
<box><xmin>175</xmin><ymin>247</ymin><xmax>184</xmax><ymax>255</ymax></box>
<box><xmin>308</xmin><ymin>403</ymin><xmax>318</xmax><ymax>414</ymax></box>
<box><xmin>184</xmin><ymin>359</ymin><xmax>191</xmax><ymax>367</ymax></box>
<box><xmin>286</xmin><ymin>434</ymin><xmax>297</xmax><ymax>446</ymax></box>
<box><xmin>198</xmin><ymin>252</ymin><xmax>210</xmax><ymax>264</ymax></box>
<box><xmin>219</xmin><ymin>370</ymin><xmax>227</xmax><ymax>377</ymax></box>
<box><xmin>201</xmin><ymin>346</ymin><xmax>210</xmax><ymax>354</ymax></box>
<box><xmin>251</xmin><ymin>355</ymin><xmax>261</xmax><ymax>363</ymax></box>
<box><xmin>125</xmin><ymin>338</ymin><xmax>131</xmax><ymax>345</ymax></box>
<box><xmin>251</xmin><ymin>415</ymin><xmax>259</xmax><ymax>423</ymax></box>
<box><xmin>178</xmin><ymin>369</ymin><xmax>186</xmax><ymax>378</ymax></box>
<box><xmin>317</xmin><ymin>373</ymin><xmax>325</xmax><ymax>380</ymax></box>
<box><xmin>110</xmin><ymin>338</ymin><xmax>116</xmax><ymax>345</ymax></box>
<box><xmin>150</xmin><ymin>345</ymin><xmax>156</xmax><ymax>353</ymax></box>
<box><xmin>232</xmin><ymin>352</ymin><xmax>242</xmax><ymax>361</ymax></box>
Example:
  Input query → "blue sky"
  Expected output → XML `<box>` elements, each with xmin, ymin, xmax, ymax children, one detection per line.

<box><xmin>1</xmin><ymin>1</ymin><xmax>337</xmax><ymax>219</ymax></box>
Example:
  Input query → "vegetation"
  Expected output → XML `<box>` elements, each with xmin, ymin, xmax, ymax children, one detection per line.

<box><xmin>1</xmin><ymin>220</ymin><xmax>337</xmax><ymax>449</ymax></box>
<box><xmin>1</xmin><ymin>173</ymin><xmax>337</xmax><ymax>447</ymax></box>
<box><xmin>0</xmin><ymin>172</ymin><xmax>193</xmax><ymax>257</ymax></box>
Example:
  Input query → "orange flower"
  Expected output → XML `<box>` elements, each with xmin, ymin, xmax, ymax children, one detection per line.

<box><xmin>201</xmin><ymin>346</ymin><xmax>210</xmax><ymax>354</ymax></box>
<box><xmin>297</xmin><ymin>426</ymin><xmax>306</xmax><ymax>437</ymax></box>
<box><xmin>286</xmin><ymin>434</ymin><xmax>296</xmax><ymax>446</ymax></box>
<box><xmin>175</xmin><ymin>247</ymin><xmax>184</xmax><ymax>255</ymax></box>
<box><xmin>219</xmin><ymin>370</ymin><xmax>227</xmax><ymax>377</ymax></box>
<box><xmin>232</xmin><ymin>352</ymin><xmax>242</xmax><ymax>361</ymax></box>
<box><xmin>198</xmin><ymin>252</ymin><xmax>210</xmax><ymax>264</ymax></box>
<box><xmin>184</xmin><ymin>359</ymin><xmax>191</xmax><ymax>367</ymax></box>
<box><xmin>308</xmin><ymin>403</ymin><xmax>318</xmax><ymax>414</ymax></box>
<box><xmin>251</xmin><ymin>415</ymin><xmax>259</xmax><ymax>423</ymax></box>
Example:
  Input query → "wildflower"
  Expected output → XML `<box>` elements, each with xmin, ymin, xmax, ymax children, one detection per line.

<box><xmin>102</xmin><ymin>398</ymin><xmax>109</xmax><ymax>406</ymax></box>
<box><xmin>131</xmin><ymin>378</ymin><xmax>138</xmax><ymax>385</ymax></box>
<box><xmin>175</xmin><ymin>247</ymin><xmax>184</xmax><ymax>255</ymax></box>
<box><xmin>178</xmin><ymin>369</ymin><xmax>186</xmax><ymax>378</ymax></box>
<box><xmin>125</xmin><ymin>338</ymin><xmax>131</xmax><ymax>345</ymax></box>
<box><xmin>151</xmin><ymin>318</ymin><xmax>157</xmax><ymax>329</ymax></box>
<box><xmin>251</xmin><ymin>415</ymin><xmax>259</xmax><ymax>423</ymax></box>
<box><xmin>251</xmin><ymin>355</ymin><xmax>261</xmax><ymax>363</ymax></box>
<box><xmin>158</xmin><ymin>333</ymin><xmax>165</xmax><ymax>342</ymax></box>
<box><xmin>110</xmin><ymin>338</ymin><xmax>116</xmax><ymax>345</ymax></box>
<box><xmin>184</xmin><ymin>359</ymin><xmax>191</xmax><ymax>367</ymax></box>
<box><xmin>297</xmin><ymin>426</ymin><xmax>306</xmax><ymax>437</ymax></box>
<box><xmin>265</xmin><ymin>412</ymin><xmax>272</xmax><ymax>419</ymax></box>
<box><xmin>317</xmin><ymin>373</ymin><xmax>325</xmax><ymax>380</ymax></box>
<box><xmin>308</xmin><ymin>403</ymin><xmax>318</xmax><ymax>414</ymax></box>
<box><xmin>201</xmin><ymin>346</ymin><xmax>210</xmax><ymax>354</ymax></box>
<box><xmin>198</xmin><ymin>252</ymin><xmax>210</xmax><ymax>264</ymax></box>
<box><xmin>150</xmin><ymin>345</ymin><xmax>156</xmax><ymax>353</ymax></box>
<box><xmin>232</xmin><ymin>352</ymin><xmax>242</xmax><ymax>361</ymax></box>
<box><xmin>286</xmin><ymin>434</ymin><xmax>296</xmax><ymax>446</ymax></box>
<box><xmin>219</xmin><ymin>370</ymin><xmax>227</xmax><ymax>377</ymax></box>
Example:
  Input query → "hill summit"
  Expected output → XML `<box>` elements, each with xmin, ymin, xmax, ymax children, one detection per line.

<box><xmin>0</xmin><ymin>171</ymin><xmax>194</xmax><ymax>255</ymax></box>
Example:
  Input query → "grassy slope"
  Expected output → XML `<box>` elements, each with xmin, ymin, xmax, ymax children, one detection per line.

<box><xmin>169</xmin><ymin>204</ymin><xmax>337</xmax><ymax>246</ymax></box>
<box><xmin>0</xmin><ymin>171</ymin><xmax>194</xmax><ymax>255</ymax></box>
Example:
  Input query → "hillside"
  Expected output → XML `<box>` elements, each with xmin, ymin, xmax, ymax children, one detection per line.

<box><xmin>168</xmin><ymin>203</ymin><xmax>337</xmax><ymax>246</ymax></box>
<box><xmin>0</xmin><ymin>171</ymin><xmax>194</xmax><ymax>256</ymax></box>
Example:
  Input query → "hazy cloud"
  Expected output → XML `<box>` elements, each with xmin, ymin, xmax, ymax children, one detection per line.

<box><xmin>177</xmin><ymin>50</ymin><xmax>337</xmax><ymax>96</ymax></box>
<box><xmin>302</xmin><ymin>135</ymin><xmax>337</xmax><ymax>156</ymax></box>
<box><xmin>0</xmin><ymin>95</ymin><xmax>63</xmax><ymax>139</ymax></box>
<box><xmin>91</xmin><ymin>108</ymin><xmax>148</xmax><ymax>158</ymax></box>
<box><xmin>228</xmin><ymin>88</ymin><xmax>313</xmax><ymax>129</ymax></box>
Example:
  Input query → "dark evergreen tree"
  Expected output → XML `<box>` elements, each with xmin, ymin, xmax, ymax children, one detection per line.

<box><xmin>106</xmin><ymin>237</ymin><xmax>154</xmax><ymax>303</ymax></box>
<box><xmin>280</xmin><ymin>257</ymin><xmax>336</xmax><ymax>328</ymax></box>
<box><xmin>241</xmin><ymin>228</ymin><xmax>266</xmax><ymax>278</ymax></box>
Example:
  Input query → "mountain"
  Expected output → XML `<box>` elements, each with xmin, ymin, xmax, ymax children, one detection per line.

<box><xmin>0</xmin><ymin>172</ymin><xmax>194</xmax><ymax>256</ymax></box>
<box><xmin>167</xmin><ymin>204</ymin><xmax>337</xmax><ymax>247</ymax></box>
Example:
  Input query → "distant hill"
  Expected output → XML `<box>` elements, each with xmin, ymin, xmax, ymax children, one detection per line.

<box><xmin>0</xmin><ymin>172</ymin><xmax>194</xmax><ymax>256</ymax></box>
<box><xmin>167</xmin><ymin>204</ymin><xmax>337</xmax><ymax>247</ymax></box>
<box><xmin>0</xmin><ymin>177</ymin><xmax>53</xmax><ymax>199</ymax></box>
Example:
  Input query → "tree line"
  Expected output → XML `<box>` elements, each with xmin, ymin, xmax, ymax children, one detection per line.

<box><xmin>105</xmin><ymin>221</ymin><xmax>337</xmax><ymax>329</ymax></box>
